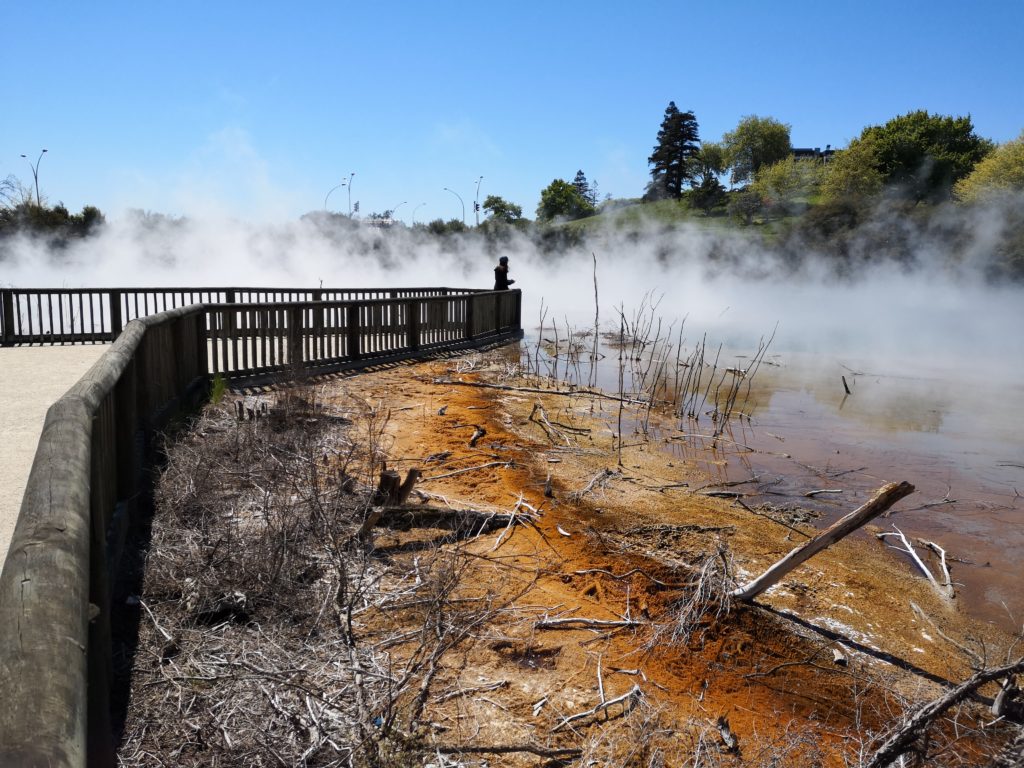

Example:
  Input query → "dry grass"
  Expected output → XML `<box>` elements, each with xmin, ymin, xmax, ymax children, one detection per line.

<box><xmin>117</xmin><ymin>384</ymin><xmax>523</xmax><ymax>767</ymax></box>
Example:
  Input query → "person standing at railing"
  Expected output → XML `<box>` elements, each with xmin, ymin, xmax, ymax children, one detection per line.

<box><xmin>493</xmin><ymin>256</ymin><xmax>516</xmax><ymax>290</ymax></box>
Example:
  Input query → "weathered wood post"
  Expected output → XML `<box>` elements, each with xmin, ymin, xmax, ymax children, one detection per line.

<box><xmin>88</xmin><ymin>399</ymin><xmax>116</xmax><ymax>768</ymax></box>
<box><xmin>1</xmin><ymin>288</ymin><xmax>14</xmax><ymax>346</ymax></box>
<box><xmin>345</xmin><ymin>303</ymin><xmax>361</xmax><ymax>360</ymax></box>
<box><xmin>464</xmin><ymin>293</ymin><xmax>476</xmax><ymax>341</ymax></box>
<box><xmin>287</xmin><ymin>306</ymin><xmax>303</xmax><ymax>370</ymax></box>
<box><xmin>407</xmin><ymin>299</ymin><xmax>421</xmax><ymax>351</ymax></box>
<box><xmin>109</xmin><ymin>290</ymin><xmax>123</xmax><ymax>340</ymax></box>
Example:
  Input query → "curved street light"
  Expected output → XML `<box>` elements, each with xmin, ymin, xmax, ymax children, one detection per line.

<box><xmin>391</xmin><ymin>201</ymin><xmax>407</xmax><ymax>221</ymax></box>
<box><xmin>412</xmin><ymin>202</ymin><xmax>426</xmax><ymax>225</ymax></box>
<box><xmin>20</xmin><ymin>149</ymin><xmax>47</xmax><ymax>207</ymax></box>
<box><xmin>346</xmin><ymin>172</ymin><xmax>355</xmax><ymax>215</ymax></box>
<box><xmin>443</xmin><ymin>187</ymin><xmax>465</xmax><ymax>224</ymax></box>
<box><xmin>474</xmin><ymin>175</ymin><xmax>484</xmax><ymax>226</ymax></box>
<box><xmin>324</xmin><ymin>181</ymin><xmax>347</xmax><ymax>211</ymax></box>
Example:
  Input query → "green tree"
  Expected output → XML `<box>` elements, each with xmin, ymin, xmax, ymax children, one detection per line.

<box><xmin>690</xmin><ymin>176</ymin><xmax>727</xmax><ymax>215</ymax></box>
<box><xmin>819</xmin><ymin>135</ymin><xmax>885</xmax><ymax>202</ymax></box>
<box><xmin>572</xmin><ymin>170</ymin><xmax>595</xmax><ymax>206</ymax></box>
<box><xmin>751</xmin><ymin>156</ymin><xmax>823</xmax><ymax>213</ymax></box>
<box><xmin>536</xmin><ymin>179</ymin><xmax>595</xmax><ymax>222</ymax></box>
<box><xmin>691</xmin><ymin>141</ymin><xmax>727</xmax><ymax>185</ymax></box>
<box><xmin>482</xmin><ymin>195</ymin><xmax>524</xmax><ymax>224</ymax></box>
<box><xmin>722</xmin><ymin>115</ymin><xmax>792</xmax><ymax>186</ymax></box>
<box><xmin>727</xmin><ymin>188</ymin><xmax>763</xmax><ymax>225</ymax></box>
<box><xmin>858</xmin><ymin>110</ymin><xmax>994</xmax><ymax>202</ymax></box>
<box><xmin>953</xmin><ymin>130</ymin><xmax>1024</xmax><ymax>203</ymax></box>
<box><xmin>647</xmin><ymin>101</ymin><xmax>701</xmax><ymax>200</ymax></box>
<box><xmin>425</xmin><ymin>218</ymin><xmax>467</xmax><ymax>235</ymax></box>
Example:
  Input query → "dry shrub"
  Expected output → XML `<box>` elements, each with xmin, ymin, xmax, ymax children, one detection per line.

<box><xmin>118</xmin><ymin>384</ymin><xmax>516</xmax><ymax>767</ymax></box>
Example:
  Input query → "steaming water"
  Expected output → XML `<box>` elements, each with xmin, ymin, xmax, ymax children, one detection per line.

<box><xmin>525</xmin><ymin>328</ymin><xmax>1024</xmax><ymax>631</ymax></box>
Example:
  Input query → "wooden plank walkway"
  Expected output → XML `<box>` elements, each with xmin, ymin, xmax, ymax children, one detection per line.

<box><xmin>0</xmin><ymin>345</ymin><xmax>107</xmax><ymax>565</ymax></box>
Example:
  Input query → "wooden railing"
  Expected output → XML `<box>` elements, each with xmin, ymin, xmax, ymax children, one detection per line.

<box><xmin>0</xmin><ymin>288</ymin><xmax>522</xmax><ymax>767</ymax></box>
<box><xmin>0</xmin><ymin>286</ymin><xmax>482</xmax><ymax>346</ymax></box>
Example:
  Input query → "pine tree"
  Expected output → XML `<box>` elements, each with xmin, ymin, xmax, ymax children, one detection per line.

<box><xmin>572</xmin><ymin>170</ymin><xmax>591</xmax><ymax>205</ymax></box>
<box><xmin>647</xmin><ymin>102</ymin><xmax>701</xmax><ymax>200</ymax></box>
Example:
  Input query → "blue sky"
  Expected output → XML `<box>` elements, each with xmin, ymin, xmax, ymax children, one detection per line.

<box><xmin>3</xmin><ymin>1</ymin><xmax>1022</xmax><ymax>223</ymax></box>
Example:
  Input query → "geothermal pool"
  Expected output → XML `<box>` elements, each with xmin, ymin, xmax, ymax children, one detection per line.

<box><xmin>525</xmin><ymin>335</ymin><xmax>1024</xmax><ymax>632</ymax></box>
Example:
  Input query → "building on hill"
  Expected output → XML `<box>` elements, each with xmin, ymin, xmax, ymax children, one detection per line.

<box><xmin>792</xmin><ymin>145</ymin><xmax>835</xmax><ymax>162</ymax></box>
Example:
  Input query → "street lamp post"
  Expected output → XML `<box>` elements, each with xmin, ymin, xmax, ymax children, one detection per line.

<box><xmin>324</xmin><ymin>181</ymin><xmax>347</xmax><ymax>211</ymax></box>
<box><xmin>412</xmin><ymin>202</ymin><xmax>426</xmax><ymax>225</ymax></box>
<box><xmin>390</xmin><ymin>201</ymin><xmax>407</xmax><ymax>221</ymax></box>
<box><xmin>443</xmin><ymin>187</ymin><xmax>465</xmax><ymax>225</ymax></box>
<box><xmin>20</xmin><ymin>149</ymin><xmax>47</xmax><ymax>207</ymax></box>
<box><xmin>474</xmin><ymin>175</ymin><xmax>483</xmax><ymax>226</ymax></box>
<box><xmin>346</xmin><ymin>172</ymin><xmax>355</xmax><ymax>216</ymax></box>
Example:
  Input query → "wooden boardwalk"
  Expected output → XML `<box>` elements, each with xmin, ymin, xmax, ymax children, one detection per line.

<box><xmin>0</xmin><ymin>345</ymin><xmax>106</xmax><ymax>565</ymax></box>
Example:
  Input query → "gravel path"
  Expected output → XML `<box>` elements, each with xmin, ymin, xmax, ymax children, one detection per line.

<box><xmin>0</xmin><ymin>345</ymin><xmax>107</xmax><ymax>566</ymax></box>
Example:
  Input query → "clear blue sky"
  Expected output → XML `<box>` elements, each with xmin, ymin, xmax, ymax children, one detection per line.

<box><xmin>3</xmin><ymin>1</ymin><xmax>1022</xmax><ymax>223</ymax></box>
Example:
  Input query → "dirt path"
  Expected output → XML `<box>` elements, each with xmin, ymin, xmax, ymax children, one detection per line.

<box><xmin>0</xmin><ymin>345</ymin><xmax>107</xmax><ymax>565</ymax></box>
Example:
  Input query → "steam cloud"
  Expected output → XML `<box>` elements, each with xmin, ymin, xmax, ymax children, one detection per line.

<box><xmin>2</xmin><ymin>197</ymin><xmax>1022</xmax><ymax>381</ymax></box>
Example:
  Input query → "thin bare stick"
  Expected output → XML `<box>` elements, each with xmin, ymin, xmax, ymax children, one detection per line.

<box><xmin>536</xmin><ymin>617</ymin><xmax>643</xmax><ymax>630</ymax></box>
<box><xmin>552</xmin><ymin>684</ymin><xmax>643</xmax><ymax>732</ymax></box>
<box><xmin>421</xmin><ymin>461</ymin><xmax>513</xmax><ymax>481</ymax></box>
<box><xmin>877</xmin><ymin>526</ymin><xmax>954</xmax><ymax>599</ymax></box>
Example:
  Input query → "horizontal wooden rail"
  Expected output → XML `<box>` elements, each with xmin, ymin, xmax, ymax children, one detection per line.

<box><xmin>0</xmin><ymin>288</ymin><xmax>521</xmax><ymax>767</ymax></box>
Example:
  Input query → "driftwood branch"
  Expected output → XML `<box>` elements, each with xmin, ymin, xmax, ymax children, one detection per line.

<box><xmin>876</xmin><ymin>526</ymin><xmax>955</xmax><ymax>599</ymax></box>
<box><xmin>437</xmin><ymin>743</ymin><xmax>582</xmax><ymax>759</ymax></box>
<box><xmin>552</xmin><ymin>684</ymin><xmax>643</xmax><ymax>732</ymax></box>
<box><xmin>374</xmin><ymin>506</ymin><xmax>533</xmax><ymax>534</ymax></box>
<box><xmin>420</xmin><ymin>461</ymin><xmax>513</xmax><ymax>481</ymax></box>
<box><xmin>908</xmin><ymin>601</ymin><xmax>979</xmax><ymax>664</ymax></box>
<box><xmin>536</xmin><ymin>617</ymin><xmax>643</xmax><ymax>631</ymax></box>
<box><xmin>733</xmin><ymin>481</ymin><xmax>914</xmax><ymax>601</ymax></box>
<box><xmin>865</xmin><ymin>656</ymin><xmax>1024</xmax><ymax>768</ymax></box>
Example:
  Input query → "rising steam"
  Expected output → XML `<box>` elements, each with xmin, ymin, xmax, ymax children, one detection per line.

<box><xmin>1</xmin><ymin>196</ymin><xmax>1022</xmax><ymax>379</ymax></box>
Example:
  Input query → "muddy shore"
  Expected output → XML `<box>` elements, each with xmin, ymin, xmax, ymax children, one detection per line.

<box><xmin>118</xmin><ymin>348</ymin><xmax>1021</xmax><ymax>765</ymax></box>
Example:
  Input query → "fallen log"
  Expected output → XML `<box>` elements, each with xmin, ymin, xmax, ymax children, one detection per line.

<box><xmin>732</xmin><ymin>481</ymin><xmax>914</xmax><ymax>601</ymax></box>
<box><xmin>865</xmin><ymin>656</ymin><xmax>1024</xmax><ymax>768</ymax></box>
<box><xmin>373</xmin><ymin>505</ymin><xmax>532</xmax><ymax>535</ymax></box>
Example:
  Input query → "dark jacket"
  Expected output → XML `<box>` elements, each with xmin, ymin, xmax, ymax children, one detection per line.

<box><xmin>494</xmin><ymin>264</ymin><xmax>514</xmax><ymax>290</ymax></box>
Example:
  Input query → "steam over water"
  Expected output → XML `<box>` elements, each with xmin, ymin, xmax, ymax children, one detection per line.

<box><xmin>3</xmin><ymin>208</ymin><xmax>1022</xmax><ymax>627</ymax></box>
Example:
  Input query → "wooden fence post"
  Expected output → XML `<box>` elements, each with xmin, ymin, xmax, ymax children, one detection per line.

<box><xmin>1</xmin><ymin>289</ymin><xmax>14</xmax><ymax>346</ymax></box>
<box><xmin>287</xmin><ymin>307</ymin><xmax>303</xmax><ymax>369</ymax></box>
<box><xmin>109</xmin><ymin>291</ymin><xmax>123</xmax><ymax>340</ymax></box>
<box><xmin>464</xmin><ymin>294</ymin><xmax>476</xmax><ymax>340</ymax></box>
<box><xmin>345</xmin><ymin>304</ymin><xmax>361</xmax><ymax>360</ymax></box>
<box><xmin>407</xmin><ymin>300</ymin><xmax>421</xmax><ymax>351</ymax></box>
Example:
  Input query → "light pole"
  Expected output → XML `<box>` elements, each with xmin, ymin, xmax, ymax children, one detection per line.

<box><xmin>346</xmin><ymin>172</ymin><xmax>355</xmax><ymax>215</ymax></box>
<box><xmin>324</xmin><ymin>181</ymin><xmax>347</xmax><ymax>211</ymax></box>
<box><xmin>412</xmin><ymin>202</ymin><xmax>426</xmax><ymax>225</ymax></box>
<box><xmin>20</xmin><ymin>149</ymin><xmax>47</xmax><ymax>207</ymax></box>
<box><xmin>390</xmin><ymin>201</ymin><xmax>407</xmax><ymax>221</ymax></box>
<box><xmin>443</xmin><ymin>187</ymin><xmax>465</xmax><ymax>224</ymax></box>
<box><xmin>474</xmin><ymin>175</ymin><xmax>483</xmax><ymax>226</ymax></box>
